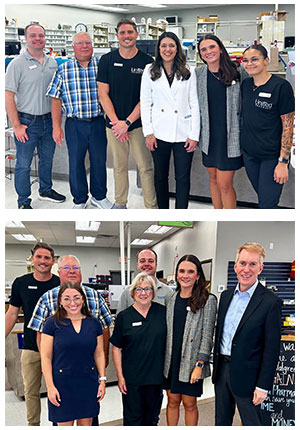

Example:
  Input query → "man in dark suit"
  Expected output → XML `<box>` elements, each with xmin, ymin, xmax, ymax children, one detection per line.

<box><xmin>212</xmin><ymin>242</ymin><xmax>282</xmax><ymax>426</ymax></box>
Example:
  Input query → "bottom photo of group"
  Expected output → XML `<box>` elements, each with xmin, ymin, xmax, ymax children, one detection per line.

<box><xmin>5</xmin><ymin>220</ymin><xmax>295</xmax><ymax>427</ymax></box>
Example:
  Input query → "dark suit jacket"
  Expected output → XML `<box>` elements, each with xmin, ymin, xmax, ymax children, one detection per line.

<box><xmin>212</xmin><ymin>282</ymin><xmax>282</xmax><ymax>397</ymax></box>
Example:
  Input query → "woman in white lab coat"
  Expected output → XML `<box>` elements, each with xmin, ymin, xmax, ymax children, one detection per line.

<box><xmin>140</xmin><ymin>32</ymin><xmax>200</xmax><ymax>209</ymax></box>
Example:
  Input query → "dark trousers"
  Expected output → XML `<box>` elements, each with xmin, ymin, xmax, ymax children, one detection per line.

<box><xmin>215</xmin><ymin>358</ymin><xmax>263</xmax><ymax>426</ymax></box>
<box><xmin>243</xmin><ymin>151</ymin><xmax>284</xmax><ymax>209</ymax></box>
<box><xmin>151</xmin><ymin>139</ymin><xmax>194</xmax><ymax>209</ymax></box>
<box><xmin>122</xmin><ymin>384</ymin><xmax>163</xmax><ymax>426</ymax></box>
<box><xmin>65</xmin><ymin>116</ymin><xmax>108</xmax><ymax>204</ymax></box>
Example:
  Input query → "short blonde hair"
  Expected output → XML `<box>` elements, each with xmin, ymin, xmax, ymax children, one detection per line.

<box><xmin>235</xmin><ymin>242</ymin><xmax>266</xmax><ymax>264</ymax></box>
<box><xmin>129</xmin><ymin>272</ymin><xmax>156</xmax><ymax>300</ymax></box>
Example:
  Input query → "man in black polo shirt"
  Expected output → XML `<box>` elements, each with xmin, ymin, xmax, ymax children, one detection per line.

<box><xmin>97</xmin><ymin>18</ymin><xmax>157</xmax><ymax>209</ymax></box>
<box><xmin>5</xmin><ymin>242</ymin><xmax>59</xmax><ymax>426</ymax></box>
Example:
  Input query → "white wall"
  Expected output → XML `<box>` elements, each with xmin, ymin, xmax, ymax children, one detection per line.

<box><xmin>152</xmin><ymin>221</ymin><xmax>218</xmax><ymax>279</ymax></box>
<box><xmin>5</xmin><ymin>244</ymin><xmax>139</xmax><ymax>284</ymax></box>
<box><xmin>5</xmin><ymin>4</ymin><xmax>122</xmax><ymax>29</ymax></box>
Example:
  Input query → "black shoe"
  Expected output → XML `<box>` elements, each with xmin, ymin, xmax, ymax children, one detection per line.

<box><xmin>18</xmin><ymin>203</ymin><xmax>33</xmax><ymax>209</ymax></box>
<box><xmin>39</xmin><ymin>189</ymin><xmax>66</xmax><ymax>203</ymax></box>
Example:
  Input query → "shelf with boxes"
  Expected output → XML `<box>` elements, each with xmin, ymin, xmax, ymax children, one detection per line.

<box><xmin>195</xmin><ymin>15</ymin><xmax>219</xmax><ymax>67</ymax></box>
<box><xmin>136</xmin><ymin>23</ymin><xmax>165</xmax><ymax>40</ymax></box>
<box><xmin>45</xmin><ymin>28</ymin><xmax>75</xmax><ymax>56</ymax></box>
<box><xmin>87</xmin><ymin>24</ymin><xmax>109</xmax><ymax>47</ymax></box>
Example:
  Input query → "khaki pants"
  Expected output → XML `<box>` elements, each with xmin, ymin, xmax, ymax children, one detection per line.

<box><xmin>21</xmin><ymin>349</ymin><xmax>42</xmax><ymax>426</ymax></box>
<box><xmin>107</xmin><ymin>127</ymin><xmax>157</xmax><ymax>208</ymax></box>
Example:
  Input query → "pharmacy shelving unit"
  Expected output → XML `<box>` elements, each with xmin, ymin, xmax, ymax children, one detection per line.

<box><xmin>87</xmin><ymin>24</ymin><xmax>109</xmax><ymax>48</ymax></box>
<box><xmin>136</xmin><ymin>23</ymin><xmax>165</xmax><ymax>40</ymax></box>
<box><xmin>45</xmin><ymin>28</ymin><xmax>75</xmax><ymax>56</ymax></box>
<box><xmin>195</xmin><ymin>20</ymin><xmax>219</xmax><ymax>67</ymax></box>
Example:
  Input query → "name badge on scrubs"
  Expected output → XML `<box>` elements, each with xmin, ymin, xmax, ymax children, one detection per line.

<box><xmin>29</xmin><ymin>65</ymin><xmax>37</xmax><ymax>70</ymax></box>
<box><xmin>132</xmin><ymin>321</ymin><xmax>142</xmax><ymax>327</ymax></box>
<box><xmin>28</xmin><ymin>285</ymin><xmax>38</xmax><ymax>289</ymax></box>
<box><xmin>186</xmin><ymin>306</ymin><xmax>191</xmax><ymax>312</ymax></box>
<box><xmin>114</xmin><ymin>63</ymin><xmax>123</xmax><ymax>67</ymax></box>
<box><xmin>259</xmin><ymin>92</ymin><xmax>271</xmax><ymax>98</ymax></box>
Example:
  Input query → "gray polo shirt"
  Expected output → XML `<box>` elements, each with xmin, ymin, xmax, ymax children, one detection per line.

<box><xmin>116</xmin><ymin>279</ymin><xmax>174</xmax><ymax>314</ymax></box>
<box><xmin>5</xmin><ymin>49</ymin><xmax>57</xmax><ymax>115</ymax></box>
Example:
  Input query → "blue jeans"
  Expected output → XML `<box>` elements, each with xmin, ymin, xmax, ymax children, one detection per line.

<box><xmin>243</xmin><ymin>151</ymin><xmax>284</xmax><ymax>209</ymax></box>
<box><xmin>151</xmin><ymin>139</ymin><xmax>194</xmax><ymax>209</ymax></box>
<box><xmin>65</xmin><ymin>116</ymin><xmax>108</xmax><ymax>204</ymax></box>
<box><xmin>14</xmin><ymin>113</ymin><xmax>56</xmax><ymax>206</ymax></box>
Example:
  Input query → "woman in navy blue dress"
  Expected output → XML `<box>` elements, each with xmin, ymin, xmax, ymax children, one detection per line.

<box><xmin>40</xmin><ymin>282</ymin><xmax>106</xmax><ymax>426</ymax></box>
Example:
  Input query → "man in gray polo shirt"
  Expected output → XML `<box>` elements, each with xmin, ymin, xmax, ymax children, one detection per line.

<box><xmin>5</xmin><ymin>23</ymin><xmax>65</xmax><ymax>209</ymax></box>
<box><xmin>117</xmin><ymin>248</ymin><xmax>173</xmax><ymax>313</ymax></box>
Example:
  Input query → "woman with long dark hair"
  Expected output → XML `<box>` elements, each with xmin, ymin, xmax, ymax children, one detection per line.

<box><xmin>141</xmin><ymin>31</ymin><xmax>200</xmax><ymax>209</ymax></box>
<box><xmin>163</xmin><ymin>255</ymin><xmax>217</xmax><ymax>425</ymax></box>
<box><xmin>241</xmin><ymin>44</ymin><xmax>295</xmax><ymax>208</ymax></box>
<box><xmin>40</xmin><ymin>282</ymin><xmax>106</xmax><ymax>426</ymax></box>
<box><xmin>195</xmin><ymin>34</ymin><xmax>247</xmax><ymax>208</ymax></box>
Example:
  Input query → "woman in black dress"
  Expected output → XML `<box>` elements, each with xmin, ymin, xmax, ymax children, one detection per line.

<box><xmin>41</xmin><ymin>282</ymin><xmax>106</xmax><ymax>426</ymax></box>
<box><xmin>164</xmin><ymin>255</ymin><xmax>217</xmax><ymax>425</ymax></box>
<box><xmin>195</xmin><ymin>34</ymin><xmax>246</xmax><ymax>208</ymax></box>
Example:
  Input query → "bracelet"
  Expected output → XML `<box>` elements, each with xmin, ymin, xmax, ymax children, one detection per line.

<box><xmin>98</xmin><ymin>376</ymin><xmax>107</xmax><ymax>382</ymax></box>
<box><xmin>146</xmin><ymin>134</ymin><xmax>154</xmax><ymax>138</ymax></box>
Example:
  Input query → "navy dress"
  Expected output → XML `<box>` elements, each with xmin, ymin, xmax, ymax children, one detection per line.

<box><xmin>43</xmin><ymin>316</ymin><xmax>103</xmax><ymax>423</ymax></box>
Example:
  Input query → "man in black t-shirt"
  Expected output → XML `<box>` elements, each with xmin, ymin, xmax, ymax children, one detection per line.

<box><xmin>5</xmin><ymin>242</ymin><xmax>59</xmax><ymax>426</ymax></box>
<box><xmin>97</xmin><ymin>18</ymin><xmax>157</xmax><ymax>209</ymax></box>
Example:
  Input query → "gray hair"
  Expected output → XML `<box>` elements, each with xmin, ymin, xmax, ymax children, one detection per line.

<box><xmin>129</xmin><ymin>272</ymin><xmax>156</xmax><ymax>300</ymax></box>
<box><xmin>57</xmin><ymin>255</ymin><xmax>81</xmax><ymax>269</ymax></box>
<box><xmin>72</xmin><ymin>32</ymin><xmax>92</xmax><ymax>44</ymax></box>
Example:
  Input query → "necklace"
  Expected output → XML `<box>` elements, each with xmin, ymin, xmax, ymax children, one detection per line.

<box><xmin>210</xmin><ymin>70</ymin><xmax>220</xmax><ymax>80</ymax></box>
<box><xmin>252</xmin><ymin>84</ymin><xmax>259</xmax><ymax>91</ymax></box>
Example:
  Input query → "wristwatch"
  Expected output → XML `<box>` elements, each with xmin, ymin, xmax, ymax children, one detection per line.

<box><xmin>196</xmin><ymin>361</ymin><xmax>205</xmax><ymax>368</ymax></box>
<box><xmin>125</xmin><ymin>118</ymin><xmax>132</xmax><ymax>127</ymax></box>
<box><xmin>278</xmin><ymin>156</ymin><xmax>289</xmax><ymax>164</ymax></box>
<box><xmin>98</xmin><ymin>376</ymin><xmax>107</xmax><ymax>382</ymax></box>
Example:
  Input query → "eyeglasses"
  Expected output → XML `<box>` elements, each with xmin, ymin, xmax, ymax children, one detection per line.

<box><xmin>241</xmin><ymin>57</ymin><xmax>261</xmax><ymax>64</ymax></box>
<box><xmin>61</xmin><ymin>296</ymin><xmax>82</xmax><ymax>304</ymax></box>
<box><xmin>60</xmin><ymin>265</ymin><xmax>81</xmax><ymax>271</ymax></box>
<box><xmin>74</xmin><ymin>41</ymin><xmax>92</xmax><ymax>46</ymax></box>
<box><xmin>135</xmin><ymin>287</ymin><xmax>153</xmax><ymax>294</ymax></box>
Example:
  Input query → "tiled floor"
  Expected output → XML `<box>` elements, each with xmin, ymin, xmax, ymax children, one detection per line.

<box><xmin>5</xmin><ymin>168</ymin><xmax>213</xmax><ymax>210</ymax></box>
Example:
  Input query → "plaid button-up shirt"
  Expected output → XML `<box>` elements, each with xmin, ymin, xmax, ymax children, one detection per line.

<box><xmin>46</xmin><ymin>56</ymin><xmax>103</xmax><ymax>119</ymax></box>
<box><xmin>28</xmin><ymin>285</ymin><xmax>112</xmax><ymax>332</ymax></box>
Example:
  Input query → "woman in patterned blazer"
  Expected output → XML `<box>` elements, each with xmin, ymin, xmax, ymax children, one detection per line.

<box><xmin>163</xmin><ymin>254</ymin><xmax>217</xmax><ymax>426</ymax></box>
<box><xmin>195</xmin><ymin>34</ymin><xmax>248</xmax><ymax>209</ymax></box>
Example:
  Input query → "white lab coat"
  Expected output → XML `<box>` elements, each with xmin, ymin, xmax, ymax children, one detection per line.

<box><xmin>140</xmin><ymin>64</ymin><xmax>200</xmax><ymax>143</ymax></box>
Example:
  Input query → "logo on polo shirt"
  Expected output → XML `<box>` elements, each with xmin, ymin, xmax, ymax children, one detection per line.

<box><xmin>255</xmin><ymin>99</ymin><xmax>273</xmax><ymax>110</ymax></box>
<box><xmin>131</xmin><ymin>67</ymin><xmax>144</xmax><ymax>74</ymax></box>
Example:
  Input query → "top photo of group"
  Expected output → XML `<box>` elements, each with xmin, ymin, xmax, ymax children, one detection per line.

<box><xmin>5</xmin><ymin>3</ymin><xmax>295</xmax><ymax>210</ymax></box>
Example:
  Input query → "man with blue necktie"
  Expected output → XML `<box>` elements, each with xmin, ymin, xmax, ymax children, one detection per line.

<box><xmin>212</xmin><ymin>242</ymin><xmax>282</xmax><ymax>426</ymax></box>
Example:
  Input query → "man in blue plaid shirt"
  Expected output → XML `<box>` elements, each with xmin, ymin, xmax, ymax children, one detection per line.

<box><xmin>46</xmin><ymin>32</ymin><xmax>112</xmax><ymax>209</ymax></box>
<box><xmin>28</xmin><ymin>255</ymin><xmax>112</xmax><ymax>365</ymax></box>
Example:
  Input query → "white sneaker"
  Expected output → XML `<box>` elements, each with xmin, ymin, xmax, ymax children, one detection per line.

<box><xmin>90</xmin><ymin>197</ymin><xmax>113</xmax><ymax>209</ymax></box>
<box><xmin>72</xmin><ymin>202</ymin><xmax>87</xmax><ymax>209</ymax></box>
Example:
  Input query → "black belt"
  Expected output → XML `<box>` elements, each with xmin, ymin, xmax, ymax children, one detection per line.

<box><xmin>72</xmin><ymin>115</ymin><xmax>102</xmax><ymax>122</ymax></box>
<box><xmin>18</xmin><ymin>112</ymin><xmax>51</xmax><ymax>120</ymax></box>
<box><xmin>221</xmin><ymin>354</ymin><xmax>231</xmax><ymax>362</ymax></box>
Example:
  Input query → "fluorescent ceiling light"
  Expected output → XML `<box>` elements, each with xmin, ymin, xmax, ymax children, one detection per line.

<box><xmin>76</xmin><ymin>236</ymin><xmax>96</xmax><ymax>244</ymax></box>
<box><xmin>5</xmin><ymin>221</ymin><xmax>25</xmax><ymax>228</ymax></box>
<box><xmin>138</xmin><ymin>4</ymin><xmax>167</xmax><ymax>8</ymax></box>
<box><xmin>131</xmin><ymin>239</ymin><xmax>153</xmax><ymax>245</ymax></box>
<box><xmin>75</xmin><ymin>221</ymin><xmax>101</xmax><ymax>231</ymax></box>
<box><xmin>12</xmin><ymin>234</ymin><xmax>36</xmax><ymax>241</ymax></box>
<box><xmin>64</xmin><ymin>4</ymin><xmax>129</xmax><ymax>12</ymax></box>
<box><xmin>144</xmin><ymin>225</ymin><xmax>172</xmax><ymax>234</ymax></box>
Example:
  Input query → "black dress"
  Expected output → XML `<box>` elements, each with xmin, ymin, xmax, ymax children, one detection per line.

<box><xmin>43</xmin><ymin>317</ymin><xmax>102</xmax><ymax>423</ymax></box>
<box><xmin>202</xmin><ymin>70</ymin><xmax>243</xmax><ymax>171</ymax></box>
<box><xmin>163</xmin><ymin>293</ymin><xmax>203</xmax><ymax>396</ymax></box>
